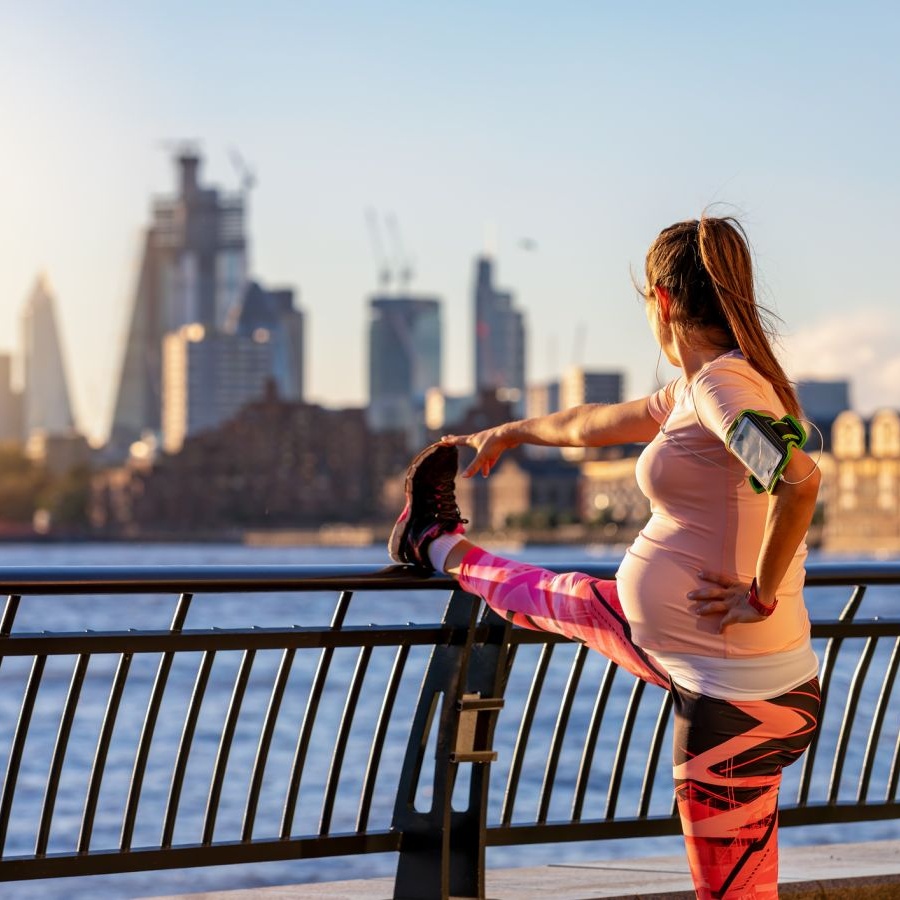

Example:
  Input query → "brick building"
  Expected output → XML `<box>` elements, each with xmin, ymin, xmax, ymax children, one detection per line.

<box><xmin>91</xmin><ymin>391</ymin><xmax>408</xmax><ymax>535</ymax></box>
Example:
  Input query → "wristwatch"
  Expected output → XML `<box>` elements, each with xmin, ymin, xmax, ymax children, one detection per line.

<box><xmin>746</xmin><ymin>577</ymin><xmax>778</xmax><ymax>617</ymax></box>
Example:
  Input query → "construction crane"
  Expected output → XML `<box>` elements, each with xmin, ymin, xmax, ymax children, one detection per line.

<box><xmin>364</xmin><ymin>209</ymin><xmax>418</xmax><ymax>294</ymax></box>
<box><xmin>385</xmin><ymin>213</ymin><xmax>415</xmax><ymax>291</ymax></box>
<box><xmin>365</xmin><ymin>208</ymin><xmax>394</xmax><ymax>291</ymax></box>
<box><xmin>228</xmin><ymin>147</ymin><xmax>257</xmax><ymax>195</ymax></box>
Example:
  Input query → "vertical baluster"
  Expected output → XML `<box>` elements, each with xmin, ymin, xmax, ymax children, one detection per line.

<box><xmin>320</xmin><ymin>645</ymin><xmax>372</xmax><ymax>835</ymax></box>
<box><xmin>242</xmin><ymin>647</ymin><xmax>295</xmax><ymax>841</ymax></box>
<box><xmin>202</xmin><ymin>648</ymin><xmax>256</xmax><ymax>844</ymax></box>
<box><xmin>0</xmin><ymin>595</ymin><xmax>20</xmax><ymax>637</ymax></box>
<box><xmin>120</xmin><ymin>592</ymin><xmax>192</xmax><ymax>851</ymax></box>
<box><xmin>605</xmin><ymin>678</ymin><xmax>646</xmax><ymax>819</ymax></box>
<box><xmin>500</xmin><ymin>643</ymin><xmax>554</xmax><ymax>827</ymax></box>
<box><xmin>36</xmin><ymin>653</ymin><xmax>91</xmax><ymax>854</ymax></box>
<box><xmin>888</xmin><ymin>716</ymin><xmax>900</xmax><ymax>802</ymax></box>
<box><xmin>281</xmin><ymin>591</ymin><xmax>352</xmax><ymax>839</ymax></box>
<box><xmin>858</xmin><ymin>637</ymin><xmax>900</xmax><ymax>802</ymax></box>
<box><xmin>537</xmin><ymin>645</ymin><xmax>587</xmax><ymax>824</ymax></box>
<box><xmin>829</xmin><ymin>636</ymin><xmax>877</xmax><ymax>803</ymax></box>
<box><xmin>0</xmin><ymin>594</ymin><xmax>21</xmax><ymax>681</ymax></box>
<box><xmin>0</xmin><ymin>655</ymin><xmax>47</xmax><ymax>855</ymax></box>
<box><xmin>161</xmin><ymin>650</ymin><xmax>216</xmax><ymax>848</ymax></box>
<box><xmin>0</xmin><ymin>592</ymin><xmax>21</xmax><ymax>710</ymax></box>
<box><xmin>797</xmin><ymin>584</ymin><xmax>866</xmax><ymax>805</ymax></box>
<box><xmin>357</xmin><ymin>643</ymin><xmax>410</xmax><ymax>832</ymax></box>
<box><xmin>79</xmin><ymin>652</ymin><xmax>133</xmax><ymax>852</ymax></box>
<box><xmin>638</xmin><ymin>691</ymin><xmax>673</xmax><ymax>818</ymax></box>
<box><xmin>571</xmin><ymin>660</ymin><xmax>617</xmax><ymax>822</ymax></box>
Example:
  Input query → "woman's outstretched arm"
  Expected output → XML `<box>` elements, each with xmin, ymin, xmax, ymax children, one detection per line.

<box><xmin>442</xmin><ymin>396</ymin><xmax>660</xmax><ymax>478</ymax></box>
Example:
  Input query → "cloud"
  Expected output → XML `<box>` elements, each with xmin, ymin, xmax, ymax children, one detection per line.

<box><xmin>780</xmin><ymin>308</ymin><xmax>900</xmax><ymax>415</ymax></box>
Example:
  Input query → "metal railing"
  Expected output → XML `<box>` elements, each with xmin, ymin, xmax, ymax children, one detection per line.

<box><xmin>0</xmin><ymin>561</ymin><xmax>898</xmax><ymax>898</ymax></box>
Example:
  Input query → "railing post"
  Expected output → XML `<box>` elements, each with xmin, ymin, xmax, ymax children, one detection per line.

<box><xmin>392</xmin><ymin>587</ymin><xmax>510</xmax><ymax>900</ymax></box>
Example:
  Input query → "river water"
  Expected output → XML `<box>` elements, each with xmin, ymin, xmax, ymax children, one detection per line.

<box><xmin>0</xmin><ymin>542</ymin><xmax>897</xmax><ymax>899</ymax></box>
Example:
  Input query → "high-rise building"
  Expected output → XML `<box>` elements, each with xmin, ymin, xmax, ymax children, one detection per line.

<box><xmin>559</xmin><ymin>367</ymin><xmax>623</xmax><ymax>461</ymax></box>
<box><xmin>235</xmin><ymin>281</ymin><xmax>305</xmax><ymax>402</ymax></box>
<box><xmin>797</xmin><ymin>379</ymin><xmax>851</xmax><ymax>452</ymax></box>
<box><xmin>367</xmin><ymin>295</ymin><xmax>441</xmax><ymax>447</ymax></box>
<box><xmin>797</xmin><ymin>380</ymin><xmax>851</xmax><ymax>421</ymax></box>
<box><xmin>524</xmin><ymin>381</ymin><xmax>561</xmax><ymax>459</ymax></box>
<box><xmin>161</xmin><ymin>324</ymin><xmax>272</xmax><ymax>453</ymax></box>
<box><xmin>560</xmin><ymin>367</ymin><xmax>623</xmax><ymax>409</ymax></box>
<box><xmin>473</xmin><ymin>257</ymin><xmax>525</xmax><ymax>408</ymax></box>
<box><xmin>21</xmin><ymin>275</ymin><xmax>75</xmax><ymax>439</ymax></box>
<box><xmin>0</xmin><ymin>354</ymin><xmax>23</xmax><ymax>442</ymax></box>
<box><xmin>526</xmin><ymin>380</ymin><xmax>560</xmax><ymax>420</ymax></box>
<box><xmin>110</xmin><ymin>150</ymin><xmax>247</xmax><ymax>450</ymax></box>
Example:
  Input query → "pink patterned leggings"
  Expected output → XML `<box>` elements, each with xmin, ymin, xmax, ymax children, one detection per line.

<box><xmin>457</xmin><ymin>546</ymin><xmax>820</xmax><ymax>900</ymax></box>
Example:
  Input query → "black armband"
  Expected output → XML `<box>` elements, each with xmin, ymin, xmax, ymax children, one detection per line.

<box><xmin>725</xmin><ymin>410</ymin><xmax>807</xmax><ymax>494</ymax></box>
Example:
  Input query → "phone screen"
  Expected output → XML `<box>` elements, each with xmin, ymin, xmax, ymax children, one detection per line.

<box><xmin>727</xmin><ymin>415</ymin><xmax>787</xmax><ymax>492</ymax></box>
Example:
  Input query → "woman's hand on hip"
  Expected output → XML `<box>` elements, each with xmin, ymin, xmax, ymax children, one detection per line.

<box><xmin>441</xmin><ymin>425</ymin><xmax>517</xmax><ymax>478</ymax></box>
<box><xmin>687</xmin><ymin>571</ymin><xmax>768</xmax><ymax>632</ymax></box>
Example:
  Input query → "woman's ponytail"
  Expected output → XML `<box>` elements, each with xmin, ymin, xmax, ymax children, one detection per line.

<box><xmin>696</xmin><ymin>217</ymin><xmax>800</xmax><ymax>418</ymax></box>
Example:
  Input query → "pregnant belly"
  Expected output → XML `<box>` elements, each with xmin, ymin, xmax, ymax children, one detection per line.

<box><xmin>616</xmin><ymin>534</ymin><xmax>724</xmax><ymax>654</ymax></box>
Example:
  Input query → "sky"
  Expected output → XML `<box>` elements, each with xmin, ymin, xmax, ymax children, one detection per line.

<box><xmin>1</xmin><ymin>1</ymin><xmax>899</xmax><ymax>443</ymax></box>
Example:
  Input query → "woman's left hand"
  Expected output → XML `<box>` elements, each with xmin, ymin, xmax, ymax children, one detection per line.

<box><xmin>687</xmin><ymin>571</ymin><xmax>768</xmax><ymax>632</ymax></box>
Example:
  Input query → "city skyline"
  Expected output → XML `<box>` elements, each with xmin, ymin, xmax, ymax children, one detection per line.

<box><xmin>2</xmin><ymin>3</ymin><xmax>899</xmax><ymax>443</ymax></box>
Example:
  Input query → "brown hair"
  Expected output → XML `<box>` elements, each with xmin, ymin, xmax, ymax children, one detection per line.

<box><xmin>644</xmin><ymin>216</ymin><xmax>800</xmax><ymax>418</ymax></box>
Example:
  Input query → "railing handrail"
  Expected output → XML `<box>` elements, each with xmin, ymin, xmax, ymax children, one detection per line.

<box><xmin>1</xmin><ymin>558</ymin><xmax>899</xmax><ymax>594</ymax></box>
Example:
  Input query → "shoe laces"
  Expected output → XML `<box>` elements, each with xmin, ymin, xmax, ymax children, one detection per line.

<box><xmin>434</xmin><ymin>471</ymin><xmax>467</xmax><ymax>523</ymax></box>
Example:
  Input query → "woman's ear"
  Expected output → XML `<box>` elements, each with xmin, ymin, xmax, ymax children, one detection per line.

<box><xmin>653</xmin><ymin>285</ymin><xmax>672</xmax><ymax>324</ymax></box>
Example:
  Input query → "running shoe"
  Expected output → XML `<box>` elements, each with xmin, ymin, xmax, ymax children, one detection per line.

<box><xmin>388</xmin><ymin>442</ymin><xmax>467</xmax><ymax>571</ymax></box>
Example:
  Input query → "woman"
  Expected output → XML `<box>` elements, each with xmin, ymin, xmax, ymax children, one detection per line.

<box><xmin>388</xmin><ymin>216</ymin><xmax>821</xmax><ymax>899</ymax></box>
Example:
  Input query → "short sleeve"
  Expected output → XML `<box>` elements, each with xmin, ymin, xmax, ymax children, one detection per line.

<box><xmin>646</xmin><ymin>377</ymin><xmax>684</xmax><ymax>424</ymax></box>
<box><xmin>692</xmin><ymin>356</ymin><xmax>780</xmax><ymax>443</ymax></box>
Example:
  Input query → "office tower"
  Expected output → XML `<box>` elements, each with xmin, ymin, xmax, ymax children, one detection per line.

<box><xmin>473</xmin><ymin>257</ymin><xmax>525</xmax><ymax>408</ymax></box>
<box><xmin>21</xmin><ymin>275</ymin><xmax>75</xmax><ymax>439</ymax></box>
<box><xmin>162</xmin><ymin>324</ymin><xmax>272</xmax><ymax>453</ymax></box>
<box><xmin>0</xmin><ymin>354</ymin><xmax>23</xmax><ymax>441</ymax></box>
<box><xmin>525</xmin><ymin>381</ymin><xmax>561</xmax><ymax>459</ymax></box>
<box><xmin>797</xmin><ymin>380</ymin><xmax>851</xmax><ymax>420</ymax></box>
<box><xmin>560</xmin><ymin>367</ymin><xmax>623</xmax><ymax>409</ymax></box>
<box><xmin>367</xmin><ymin>295</ymin><xmax>441</xmax><ymax>447</ymax></box>
<box><xmin>797</xmin><ymin>379</ymin><xmax>851</xmax><ymax>452</ymax></box>
<box><xmin>235</xmin><ymin>281</ymin><xmax>305</xmax><ymax>402</ymax></box>
<box><xmin>526</xmin><ymin>380</ymin><xmax>560</xmax><ymax>419</ymax></box>
<box><xmin>559</xmin><ymin>368</ymin><xmax>623</xmax><ymax>461</ymax></box>
<box><xmin>111</xmin><ymin>150</ymin><xmax>247</xmax><ymax>449</ymax></box>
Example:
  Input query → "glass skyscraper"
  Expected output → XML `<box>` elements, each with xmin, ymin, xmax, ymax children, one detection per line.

<box><xmin>21</xmin><ymin>275</ymin><xmax>75</xmax><ymax>439</ymax></box>
<box><xmin>367</xmin><ymin>295</ymin><xmax>441</xmax><ymax>447</ymax></box>
<box><xmin>235</xmin><ymin>281</ymin><xmax>305</xmax><ymax>402</ymax></box>
<box><xmin>473</xmin><ymin>256</ymin><xmax>525</xmax><ymax>409</ymax></box>
<box><xmin>161</xmin><ymin>324</ymin><xmax>273</xmax><ymax>453</ymax></box>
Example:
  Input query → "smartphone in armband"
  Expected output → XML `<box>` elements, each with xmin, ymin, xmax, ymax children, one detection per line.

<box><xmin>725</xmin><ymin>410</ymin><xmax>807</xmax><ymax>494</ymax></box>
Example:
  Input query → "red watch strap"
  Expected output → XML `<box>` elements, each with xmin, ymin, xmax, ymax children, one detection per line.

<box><xmin>747</xmin><ymin>577</ymin><xmax>778</xmax><ymax>616</ymax></box>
